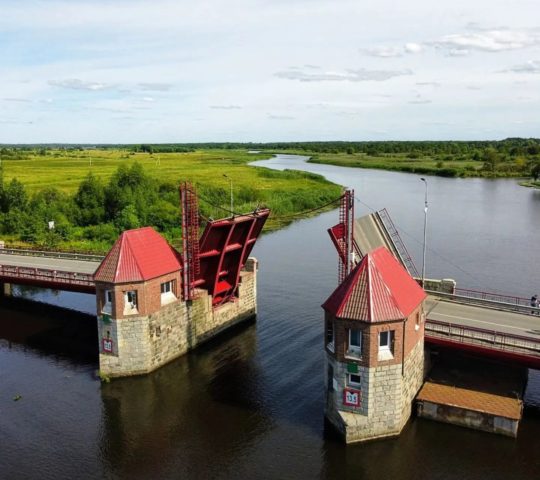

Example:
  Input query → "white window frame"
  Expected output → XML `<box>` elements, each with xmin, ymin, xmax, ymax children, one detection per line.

<box><xmin>346</xmin><ymin>328</ymin><xmax>362</xmax><ymax>358</ymax></box>
<box><xmin>160</xmin><ymin>280</ymin><xmax>176</xmax><ymax>305</ymax></box>
<box><xmin>378</xmin><ymin>330</ymin><xmax>394</xmax><ymax>361</ymax></box>
<box><xmin>347</xmin><ymin>373</ymin><xmax>361</xmax><ymax>387</ymax></box>
<box><xmin>326</xmin><ymin>320</ymin><xmax>335</xmax><ymax>353</ymax></box>
<box><xmin>124</xmin><ymin>290</ymin><xmax>138</xmax><ymax>315</ymax></box>
<box><xmin>102</xmin><ymin>289</ymin><xmax>113</xmax><ymax>314</ymax></box>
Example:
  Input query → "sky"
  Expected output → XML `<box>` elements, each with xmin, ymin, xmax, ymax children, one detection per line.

<box><xmin>1</xmin><ymin>0</ymin><xmax>539</xmax><ymax>143</ymax></box>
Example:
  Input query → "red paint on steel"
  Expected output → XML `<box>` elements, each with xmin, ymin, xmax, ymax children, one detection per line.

<box><xmin>322</xmin><ymin>246</ymin><xmax>426</xmax><ymax>321</ymax></box>
<box><xmin>0</xmin><ymin>265</ymin><xmax>95</xmax><ymax>293</ymax></box>
<box><xmin>180</xmin><ymin>182</ymin><xmax>201</xmax><ymax>301</ymax></box>
<box><xmin>328</xmin><ymin>190</ymin><xmax>355</xmax><ymax>284</ymax></box>
<box><xmin>425</xmin><ymin>336</ymin><xmax>540</xmax><ymax>369</ymax></box>
<box><xmin>197</xmin><ymin>209</ymin><xmax>269</xmax><ymax>306</ymax></box>
<box><xmin>94</xmin><ymin>227</ymin><xmax>182</xmax><ymax>283</ymax></box>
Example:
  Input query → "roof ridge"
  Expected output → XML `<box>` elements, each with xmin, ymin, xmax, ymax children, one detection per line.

<box><xmin>123</xmin><ymin>231</ymin><xmax>145</xmax><ymax>280</ymax></box>
<box><xmin>371</xmin><ymin>256</ymin><xmax>403</xmax><ymax>317</ymax></box>
<box><xmin>367</xmin><ymin>255</ymin><xmax>373</xmax><ymax>321</ymax></box>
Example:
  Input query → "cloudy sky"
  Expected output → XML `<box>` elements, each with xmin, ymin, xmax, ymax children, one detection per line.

<box><xmin>1</xmin><ymin>0</ymin><xmax>539</xmax><ymax>143</ymax></box>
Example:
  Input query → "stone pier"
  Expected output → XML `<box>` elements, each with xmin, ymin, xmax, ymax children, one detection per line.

<box><xmin>93</xmin><ymin>226</ymin><xmax>260</xmax><ymax>378</ymax></box>
<box><xmin>323</xmin><ymin>246</ymin><xmax>427</xmax><ymax>443</ymax></box>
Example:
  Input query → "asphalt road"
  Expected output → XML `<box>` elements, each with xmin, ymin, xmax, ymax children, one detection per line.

<box><xmin>425</xmin><ymin>297</ymin><xmax>540</xmax><ymax>339</ymax></box>
<box><xmin>0</xmin><ymin>253</ymin><xmax>100</xmax><ymax>275</ymax></box>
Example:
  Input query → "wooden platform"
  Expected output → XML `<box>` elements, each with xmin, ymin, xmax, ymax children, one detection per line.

<box><xmin>417</xmin><ymin>382</ymin><xmax>522</xmax><ymax>420</ymax></box>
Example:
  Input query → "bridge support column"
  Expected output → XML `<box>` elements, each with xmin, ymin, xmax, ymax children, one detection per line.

<box><xmin>0</xmin><ymin>282</ymin><xmax>12</xmax><ymax>298</ymax></box>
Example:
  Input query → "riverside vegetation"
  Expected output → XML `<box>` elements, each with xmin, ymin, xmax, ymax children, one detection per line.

<box><xmin>0</xmin><ymin>147</ymin><xmax>341</xmax><ymax>252</ymax></box>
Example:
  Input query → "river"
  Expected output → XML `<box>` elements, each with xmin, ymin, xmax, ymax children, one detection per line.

<box><xmin>1</xmin><ymin>154</ymin><xmax>539</xmax><ymax>479</ymax></box>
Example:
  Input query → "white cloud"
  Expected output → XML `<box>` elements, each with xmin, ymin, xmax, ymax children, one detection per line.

<box><xmin>138</xmin><ymin>83</ymin><xmax>173</xmax><ymax>91</ymax></box>
<box><xmin>275</xmin><ymin>68</ymin><xmax>412</xmax><ymax>82</ymax></box>
<box><xmin>142</xmin><ymin>97</ymin><xmax>155</xmax><ymax>102</ymax></box>
<box><xmin>49</xmin><ymin>78</ymin><xmax>113</xmax><ymax>91</ymax></box>
<box><xmin>404</xmin><ymin>42</ymin><xmax>423</xmax><ymax>54</ymax></box>
<box><xmin>447</xmin><ymin>48</ymin><xmax>469</xmax><ymax>57</ymax></box>
<box><xmin>362</xmin><ymin>46</ymin><xmax>403</xmax><ymax>58</ymax></box>
<box><xmin>433</xmin><ymin>29</ymin><xmax>540</xmax><ymax>53</ymax></box>
<box><xmin>416</xmin><ymin>81</ymin><xmax>441</xmax><ymax>87</ymax></box>
<box><xmin>210</xmin><ymin>105</ymin><xmax>243</xmax><ymax>110</ymax></box>
<box><xmin>502</xmin><ymin>60</ymin><xmax>540</xmax><ymax>73</ymax></box>
<box><xmin>267</xmin><ymin>114</ymin><xmax>295</xmax><ymax>120</ymax></box>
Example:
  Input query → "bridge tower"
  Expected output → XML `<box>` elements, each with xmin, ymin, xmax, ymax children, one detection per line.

<box><xmin>322</xmin><ymin>246</ymin><xmax>427</xmax><ymax>443</ymax></box>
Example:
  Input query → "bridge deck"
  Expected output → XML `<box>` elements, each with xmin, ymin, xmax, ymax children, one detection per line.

<box><xmin>0</xmin><ymin>253</ymin><xmax>100</xmax><ymax>275</ymax></box>
<box><xmin>426</xmin><ymin>298</ymin><xmax>540</xmax><ymax>338</ymax></box>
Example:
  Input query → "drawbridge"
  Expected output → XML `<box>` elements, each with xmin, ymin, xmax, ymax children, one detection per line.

<box><xmin>328</xmin><ymin>189</ymin><xmax>540</xmax><ymax>369</ymax></box>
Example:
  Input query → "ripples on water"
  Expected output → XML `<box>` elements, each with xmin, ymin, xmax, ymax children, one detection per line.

<box><xmin>1</xmin><ymin>156</ymin><xmax>540</xmax><ymax>479</ymax></box>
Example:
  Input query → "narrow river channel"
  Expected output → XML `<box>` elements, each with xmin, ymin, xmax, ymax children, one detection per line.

<box><xmin>1</xmin><ymin>155</ymin><xmax>539</xmax><ymax>479</ymax></box>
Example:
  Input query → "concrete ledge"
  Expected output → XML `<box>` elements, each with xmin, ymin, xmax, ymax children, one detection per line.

<box><xmin>417</xmin><ymin>381</ymin><xmax>522</xmax><ymax>437</ymax></box>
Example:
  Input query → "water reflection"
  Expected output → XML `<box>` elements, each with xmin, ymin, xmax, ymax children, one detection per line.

<box><xmin>99</xmin><ymin>323</ymin><xmax>274</xmax><ymax>479</ymax></box>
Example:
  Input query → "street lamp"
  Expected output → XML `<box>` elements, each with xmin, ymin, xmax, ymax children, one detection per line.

<box><xmin>223</xmin><ymin>174</ymin><xmax>233</xmax><ymax>216</ymax></box>
<box><xmin>420</xmin><ymin>177</ymin><xmax>428</xmax><ymax>288</ymax></box>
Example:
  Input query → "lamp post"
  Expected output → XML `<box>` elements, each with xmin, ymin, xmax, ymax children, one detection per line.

<box><xmin>223</xmin><ymin>174</ymin><xmax>233</xmax><ymax>216</ymax></box>
<box><xmin>420</xmin><ymin>177</ymin><xmax>428</xmax><ymax>288</ymax></box>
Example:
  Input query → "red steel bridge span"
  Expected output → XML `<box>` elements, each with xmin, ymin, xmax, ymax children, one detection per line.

<box><xmin>329</xmin><ymin>189</ymin><xmax>540</xmax><ymax>369</ymax></box>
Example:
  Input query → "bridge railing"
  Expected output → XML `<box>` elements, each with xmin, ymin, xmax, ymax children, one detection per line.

<box><xmin>0</xmin><ymin>246</ymin><xmax>104</xmax><ymax>262</ymax></box>
<box><xmin>426</xmin><ymin>289</ymin><xmax>539</xmax><ymax>316</ymax></box>
<box><xmin>0</xmin><ymin>265</ymin><xmax>95</xmax><ymax>288</ymax></box>
<box><xmin>425</xmin><ymin>319</ymin><xmax>540</xmax><ymax>357</ymax></box>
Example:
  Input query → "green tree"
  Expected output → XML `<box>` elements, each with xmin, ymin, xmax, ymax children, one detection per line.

<box><xmin>1</xmin><ymin>178</ymin><xmax>28</xmax><ymax>212</ymax></box>
<box><xmin>75</xmin><ymin>172</ymin><xmax>105</xmax><ymax>225</ymax></box>
<box><xmin>482</xmin><ymin>148</ymin><xmax>500</xmax><ymax>173</ymax></box>
<box><xmin>115</xmin><ymin>204</ymin><xmax>140</xmax><ymax>231</ymax></box>
<box><xmin>531</xmin><ymin>162</ymin><xmax>540</xmax><ymax>181</ymax></box>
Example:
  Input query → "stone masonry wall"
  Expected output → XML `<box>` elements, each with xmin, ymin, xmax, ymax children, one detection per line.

<box><xmin>399</xmin><ymin>339</ymin><xmax>425</xmax><ymax>429</ymax></box>
<box><xmin>325</xmin><ymin>333</ymin><xmax>425</xmax><ymax>443</ymax></box>
<box><xmin>98</xmin><ymin>258</ymin><xmax>258</xmax><ymax>377</ymax></box>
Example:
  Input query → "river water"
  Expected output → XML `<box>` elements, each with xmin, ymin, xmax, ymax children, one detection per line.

<box><xmin>1</xmin><ymin>155</ymin><xmax>540</xmax><ymax>479</ymax></box>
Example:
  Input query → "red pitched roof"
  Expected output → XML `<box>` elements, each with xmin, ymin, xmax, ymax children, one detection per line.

<box><xmin>94</xmin><ymin>227</ymin><xmax>182</xmax><ymax>283</ymax></box>
<box><xmin>322</xmin><ymin>246</ymin><xmax>426</xmax><ymax>322</ymax></box>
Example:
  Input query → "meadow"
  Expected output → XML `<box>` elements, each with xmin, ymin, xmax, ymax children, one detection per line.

<box><xmin>0</xmin><ymin>148</ymin><xmax>342</xmax><ymax>252</ymax></box>
<box><xmin>306</xmin><ymin>152</ymin><xmax>521</xmax><ymax>178</ymax></box>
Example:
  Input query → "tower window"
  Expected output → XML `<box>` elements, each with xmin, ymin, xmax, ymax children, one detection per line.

<box><xmin>378</xmin><ymin>330</ymin><xmax>395</xmax><ymax>360</ymax></box>
<box><xmin>124</xmin><ymin>290</ymin><xmax>138</xmax><ymax>315</ymax></box>
<box><xmin>102</xmin><ymin>289</ymin><xmax>113</xmax><ymax>314</ymax></box>
<box><xmin>348</xmin><ymin>373</ymin><xmax>361</xmax><ymax>386</ymax></box>
<box><xmin>326</xmin><ymin>320</ymin><xmax>335</xmax><ymax>353</ymax></box>
<box><xmin>160</xmin><ymin>280</ymin><xmax>176</xmax><ymax>305</ymax></box>
<box><xmin>328</xmin><ymin>364</ymin><xmax>334</xmax><ymax>392</ymax></box>
<box><xmin>347</xmin><ymin>328</ymin><xmax>362</xmax><ymax>357</ymax></box>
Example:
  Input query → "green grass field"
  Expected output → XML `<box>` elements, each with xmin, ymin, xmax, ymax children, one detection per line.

<box><xmin>305</xmin><ymin>152</ymin><xmax>483</xmax><ymax>177</ymax></box>
<box><xmin>0</xmin><ymin>149</ymin><xmax>343</xmax><ymax>250</ymax></box>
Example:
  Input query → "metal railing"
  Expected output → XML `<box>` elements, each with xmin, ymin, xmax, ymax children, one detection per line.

<box><xmin>376</xmin><ymin>208</ymin><xmax>420</xmax><ymax>278</ymax></box>
<box><xmin>0</xmin><ymin>264</ymin><xmax>95</xmax><ymax>289</ymax></box>
<box><xmin>425</xmin><ymin>319</ymin><xmax>540</xmax><ymax>358</ymax></box>
<box><xmin>426</xmin><ymin>289</ymin><xmax>539</xmax><ymax>316</ymax></box>
<box><xmin>453</xmin><ymin>287</ymin><xmax>531</xmax><ymax>308</ymax></box>
<box><xmin>0</xmin><ymin>246</ymin><xmax>103</xmax><ymax>262</ymax></box>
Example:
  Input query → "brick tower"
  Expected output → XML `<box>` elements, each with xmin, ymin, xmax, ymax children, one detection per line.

<box><xmin>94</xmin><ymin>227</ymin><xmax>183</xmax><ymax>376</ymax></box>
<box><xmin>322</xmin><ymin>246</ymin><xmax>427</xmax><ymax>443</ymax></box>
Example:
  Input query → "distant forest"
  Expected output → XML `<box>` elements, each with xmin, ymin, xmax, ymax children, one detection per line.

<box><xmin>2</xmin><ymin>138</ymin><xmax>540</xmax><ymax>155</ymax></box>
<box><xmin>2</xmin><ymin>138</ymin><xmax>540</xmax><ymax>179</ymax></box>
